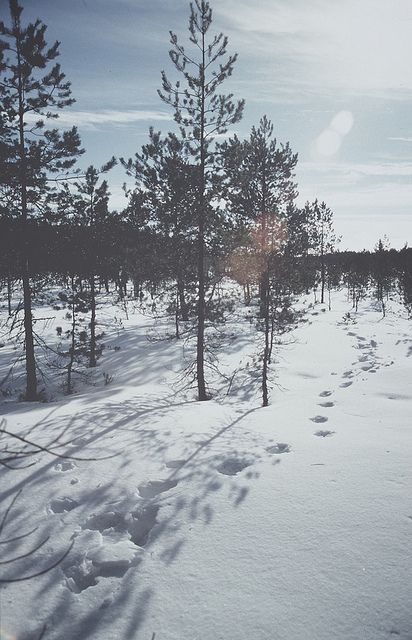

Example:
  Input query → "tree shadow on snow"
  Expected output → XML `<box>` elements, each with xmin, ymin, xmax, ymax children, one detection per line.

<box><xmin>1</xmin><ymin>396</ymin><xmax>265</xmax><ymax>639</ymax></box>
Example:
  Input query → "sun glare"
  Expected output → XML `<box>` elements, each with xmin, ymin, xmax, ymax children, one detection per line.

<box><xmin>316</xmin><ymin>129</ymin><xmax>341</xmax><ymax>157</ymax></box>
<box><xmin>314</xmin><ymin>110</ymin><xmax>354</xmax><ymax>158</ymax></box>
<box><xmin>331</xmin><ymin>111</ymin><xmax>354</xmax><ymax>136</ymax></box>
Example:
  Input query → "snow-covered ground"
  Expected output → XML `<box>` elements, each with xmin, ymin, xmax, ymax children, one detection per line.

<box><xmin>1</xmin><ymin>286</ymin><xmax>411</xmax><ymax>640</ymax></box>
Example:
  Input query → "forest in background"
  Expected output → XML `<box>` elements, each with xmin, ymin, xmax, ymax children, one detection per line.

<box><xmin>1</xmin><ymin>0</ymin><xmax>411</xmax><ymax>408</ymax></box>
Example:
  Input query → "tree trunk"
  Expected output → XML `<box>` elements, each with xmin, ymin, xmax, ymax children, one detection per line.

<box><xmin>22</xmin><ymin>266</ymin><xmax>37</xmax><ymax>400</ymax></box>
<box><xmin>196</xmin><ymin>207</ymin><xmax>207</xmax><ymax>400</ymax></box>
<box><xmin>89</xmin><ymin>275</ymin><xmax>97</xmax><ymax>368</ymax></box>
<box><xmin>17</xmin><ymin>41</ymin><xmax>37</xmax><ymax>401</ymax></box>
<box><xmin>7</xmin><ymin>276</ymin><xmax>12</xmax><ymax>317</ymax></box>
<box><xmin>175</xmin><ymin>289</ymin><xmax>180</xmax><ymax>339</ymax></box>
<box><xmin>196</xmin><ymin>30</ymin><xmax>207</xmax><ymax>401</ymax></box>
<box><xmin>245</xmin><ymin>283</ymin><xmax>251</xmax><ymax>306</ymax></box>
<box><xmin>178</xmin><ymin>280</ymin><xmax>189</xmax><ymax>321</ymax></box>
<box><xmin>262</xmin><ymin>268</ymin><xmax>270</xmax><ymax>407</ymax></box>
<box><xmin>67</xmin><ymin>276</ymin><xmax>76</xmax><ymax>394</ymax></box>
<box><xmin>320</xmin><ymin>254</ymin><xmax>325</xmax><ymax>304</ymax></box>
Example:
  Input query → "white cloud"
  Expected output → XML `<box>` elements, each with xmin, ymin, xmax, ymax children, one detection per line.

<box><xmin>300</xmin><ymin>159</ymin><xmax>412</xmax><ymax>181</ymax></box>
<box><xmin>27</xmin><ymin>109</ymin><xmax>172</xmax><ymax>130</ymax></box>
<box><xmin>389</xmin><ymin>137</ymin><xmax>412</xmax><ymax>143</ymax></box>
<box><xmin>219</xmin><ymin>0</ymin><xmax>412</xmax><ymax>95</ymax></box>
<box><xmin>297</xmin><ymin>160</ymin><xmax>412</xmax><ymax>243</ymax></box>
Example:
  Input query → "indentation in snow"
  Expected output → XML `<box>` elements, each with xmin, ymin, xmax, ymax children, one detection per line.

<box><xmin>63</xmin><ymin>540</ymin><xmax>142</xmax><ymax>593</ymax></box>
<box><xmin>314</xmin><ymin>430</ymin><xmax>335</xmax><ymax>438</ymax></box>
<box><xmin>82</xmin><ymin>505</ymin><xmax>159</xmax><ymax>548</ymax></box>
<box><xmin>216</xmin><ymin>456</ymin><xmax>254</xmax><ymax>476</ymax></box>
<box><xmin>129</xmin><ymin>505</ymin><xmax>159</xmax><ymax>547</ymax></box>
<box><xmin>63</xmin><ymin>557</ymin><xmax>97</xmax><ymax>593</ymax></box>
<box><xmin>319</xmin><ymin>390</ymin><xmax>332</xmax><ymax>397</ymax></box>
<box><xmin>137</xmin><ymin>479</ymin><xmax>178</xmax><ymax>499</ymax></box>
<box><xmin>339</xmin><ymin>381</ymin><xmax>353</xmax><ymax>388</ymax></box>
<box><xmin>266</xmin><ymin>443</ymin><xmax>291</xmax><ymax>454</ymax></box>
<box><xmin>54</xmin><ymin>461</ymin><xmax>76</xmax><ymax>472</ymax></box>
<box><xmin>165</xmin><ymin>459</ymin><xmax>186</xmax><ymax>469</ymax></box>
<box><xmin>83</xmin><ymin>511</ymin><xmax>124</xmax><ymax>532</ymax></box>
<box><xmin>310</xmin><ymin>415</ymin><xmax>328</xmax><ymax>423</ymax></box>
<box><xmin>319</xmin><ymin>401</ymin><xmax>334</xmax><ymax>408</ymax></box>
<box><xmin>48</xmin><ymin>497</ymin><xmax>79</xmax><ymax>514</ymax></box>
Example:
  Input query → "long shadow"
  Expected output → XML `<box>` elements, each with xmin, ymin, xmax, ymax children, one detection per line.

<box><xmin>0</xmin><ymin>398</ymin><xmax>267</xmax><ymax>639</ymax></box>
<box><xmin>0</xmin><ymin>396</ymin><xmax>198</xmax><ymax>503</ymax></box>
<box><xmin>167</xmin><ymin>406</ymin><xmax>260</xmax><ymax>480</ymax></box>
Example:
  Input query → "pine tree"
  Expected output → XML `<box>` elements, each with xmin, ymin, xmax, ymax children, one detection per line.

<box><xmin>221</xmin><ymin>117</ymin><xmax>298</xmax><ymax>406</ymax></box>
<box><xmin>0</xmin><ymin>0</ymin><xmax>83</xmax><ymax>399</ymax></box>
<box><xmin>158</xmin><ymin>0</ymin><xmax>244</xmax><ymax>400</ymax></box>
<box><xmin>72</xmin><ymin>159</ymin><xmax>116</xmax><ymax>367</ymax></box>
<box><xmin>305</xmin><ymin>200</ymin><xmax>338</xmax><ymax>304</ymax></box>
<box><xmin>220</xmin><ymin>116</ymin><xmax>298</xmax><ymax>316</ymax></box>
<box><xmin>122</xmin><ymin>129</ymin><xmax>198</xmax><ymax>334</ymax></box>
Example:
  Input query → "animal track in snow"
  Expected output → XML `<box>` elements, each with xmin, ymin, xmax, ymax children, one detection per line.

<box><xmin>165</xmin><ymin>459</ymin><xmax>186</xmax><ymax>469</ymax></box>
<box><xmin>314</xmin><ymin>430</ymin><xmax>335</xmax><ymax>438</ymax></box>
<box><xmin>54</xmin><ymin>461</ymin><xmax>76</xmax><ymax>472</ymax></box>
<box><xmin>266</xmin><ymin>443</ymin><xmax>291</xmax><ymax>454</ymax></box>
<box><xmin>216</xmin><ymin>456</ymin><xmax>254</xmax><ymax>476</ymax></box>
<box><xmin>48</xmin><ymin>497</ymin><xmax>79</xmax><ymax>514</ymax></box>
<box><xmin>137</xmin><ymin>479</ymin><xmax>178</xmax><ymax>499</ymax></box>
<box><xmin>83</xmin><ymin>511</ymin><xmax>124</xmax><ymax>532</ymax></box>
<box><xmin>339</xmin><ymin>381</ymin><xmax>353</xmax><ymax>388</ymax></box>
<box><xmin>318</xmin><ymin>401</ymin><xmax>334</xmax><ymax>408</ymax></box>
<box><xmin>83</xmin><ymin>505</ymin><xmax>159</xmax><ymax>548</ymax></box>
<box><xmin>63</xmin><ymin>558</ymin><xmax>98</xmax><ymax>592</ymax></box>
<box><xmin>128</xmin><ymin>505</ymin><xmax>160</xmax><ymax>546</ymax></box>
<box><xmin>319</xmin><ymin>390</ymin><xmax>332</xmax><ymax>397</ymax></box>
<box><xmin>342</xmin><ymin>370</ymin><xmax>354</xmax><ymax>378</ymax></box>
<box><xmin>310</xmin><ymin>415</ymin><xmax>328</xmax><ymax>423</ymax></box>
<box><xmin>386</xmin><ymin>393</ymin><xmax>411</xmax><ymax>401</ymax></box>
<box><xmin>63</xmin><ymin>540</ymin><xmax>142</xmax><ymax>593</ymax></box>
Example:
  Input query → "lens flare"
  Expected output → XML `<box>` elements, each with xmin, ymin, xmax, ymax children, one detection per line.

<box><xmin>330</xmin><ymin>111</ymin><xmax>354</xmax><ymax>136</ymax></box>
<box><xmin>316</xmin><ymin>129</ymin><xmax>341</xmax><ymax>157</ymax></box>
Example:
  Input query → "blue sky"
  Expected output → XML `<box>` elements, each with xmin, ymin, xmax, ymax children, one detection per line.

<box><xmin>3</xmin><ymin>0</ymin><xmax>412</xmax><ymax>250</ymax></box>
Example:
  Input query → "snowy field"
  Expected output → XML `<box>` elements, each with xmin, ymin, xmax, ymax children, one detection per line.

<box><xmin>0</xmin><ymin>286</ymin><xmax>411</xmax><ymax>640</ymax></box>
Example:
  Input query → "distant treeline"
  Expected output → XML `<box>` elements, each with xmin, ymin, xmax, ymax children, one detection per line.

<box><xmin>2</xmin><ymin>218</ymin><xmax>411</xmax><ymax>308</ymax></box>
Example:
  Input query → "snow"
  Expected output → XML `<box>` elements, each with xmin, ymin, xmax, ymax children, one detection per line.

<box><xmin>1</xmin><ymin>286</ymin><xmax>411</xmax><ymax>639</ymax></box>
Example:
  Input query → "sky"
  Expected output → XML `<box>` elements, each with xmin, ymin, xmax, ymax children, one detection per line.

<box><xmin>2</xmin><ymin>0</ymin><xmax>412</xmax><ymax>250</ymax></box>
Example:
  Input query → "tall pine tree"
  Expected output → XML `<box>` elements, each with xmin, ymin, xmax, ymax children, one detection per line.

<box><xmin>158</xmin><ymin>0</ymin><xmax>244</xmax><ymax>400</ymax></box>
<box><xmin>0</xmin><ymin>0</ymin><xmax>83</xmax><ymax>399</ymax></box>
